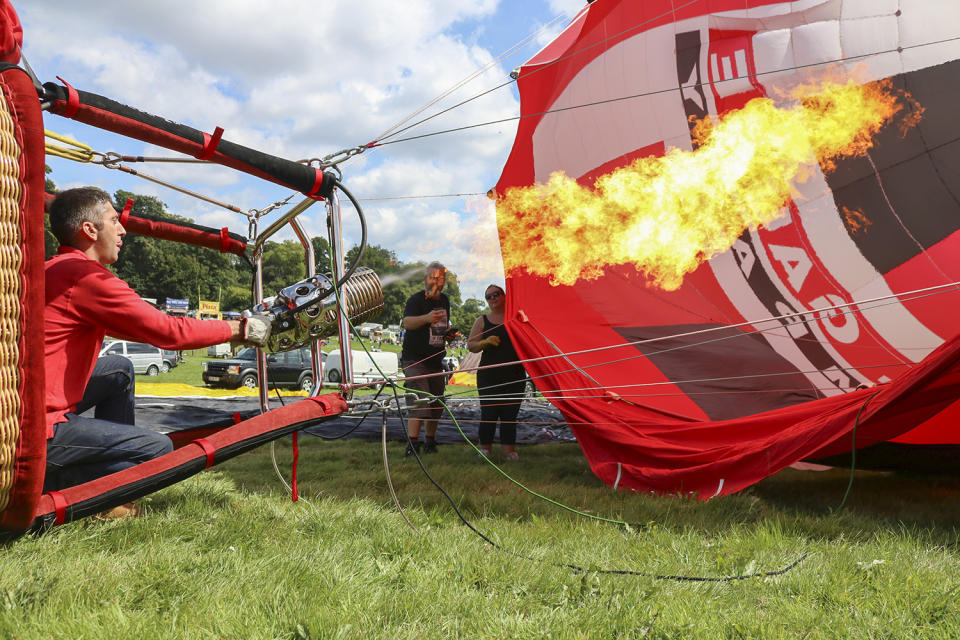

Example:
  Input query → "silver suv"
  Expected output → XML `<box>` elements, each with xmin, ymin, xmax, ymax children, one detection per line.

<box><xmin>100</xmin><ymin>340</ymin><xmax>165</xmax><ymax>376</ymax></box>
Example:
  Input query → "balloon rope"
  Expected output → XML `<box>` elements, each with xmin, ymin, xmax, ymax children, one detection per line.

<box><xmin>390</xmin><ymin>280</ymin><xmax>960</xmax><ymax>394</ymax></box>
<box><xmin>319</xmin><ymin>257</ymin><xmax>813</xmax><ymax>582</ymax></box>
<box><xmin>864</xmin><ymin>152</ymin><xmax>953</xmax><ymax>284</ymax></box>
<box><xmin>440</xmin><ymin>288</ymin><xmax>955</xmax><ymax>402</ymax></box>
<box><xmin>373</xmin><ymin>10</ymin><xmax>573</xmax><ymax>142</ymax></box>
<box><xmin>375</xmin><ymin>34</ymin><xmax>960</xmax><ymax>148</ymax></box>
<box><xmin>376</xmin><ymin>0</ymin><xmax>704</xmax><ymax>144</ymax></box>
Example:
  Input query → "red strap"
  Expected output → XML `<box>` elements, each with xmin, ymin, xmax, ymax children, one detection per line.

<box><xmin>192</xmin><ymin>438</ymin><xmax>216</xmax><ymax>469</ymax></box>
<box><xmin>219</xmin><ymin>227</ymin><xmax>230</xmax><ymax>253</ymax></box>
<box><xmin>306</xmin><ymin>396</ymin><xmax>331</xmax><ymax>413</ymax></box>
<box><xmin>306</xmin><ymin>168</ymin><xmax>325</xmax><ymax>199</ymax></box>
<box><xmin>56</xmin><ymin>76</ymin><xmax>79</xmax><ymax>119</ymax></box>
<box><xmin>196</xmin><ymin>126</ymin><xmax>224</xmax><ymax>160</ymax></box>
<box><xmin>48</xmin><ymin>490</ymin><xmax>68</xmax><ymax>525</ymax></box>
<box><xmin>291</xmin><ymin>432</ymin><xmax>299</xmax><ymax>502</ymax></box>
<box><xmin>232</xmin><ymin>412</ymin><xmax>243</xmax><ymax>424</ymax></box>
<box><xmin>119</xmin><ymin>198</ymin><xmax>134</xmax><ymax>226</ymax></box>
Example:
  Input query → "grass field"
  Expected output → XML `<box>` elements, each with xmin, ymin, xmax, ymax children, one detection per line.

<box><xmin>3</xmin><ymin>434</ymin><xmax>958</xmax><ymax>639</ymax></box>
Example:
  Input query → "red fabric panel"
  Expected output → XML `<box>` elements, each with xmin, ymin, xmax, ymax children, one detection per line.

<box><xmin>123</xmin><ymin>215</ymin><xmax>247</xmax><ymax>256</ymax></box>
<box><xmin>0</xmin><ymin>66</ymin><xmax>48</xmax><ymax>531</ymax></box>
<box><xmin>499</xmin><ymin>0</ymin><xmax>789</xmax><ymax>193</ymax></box>
<box><xmin>524</xmin><ymin>333</ymin><xmax>960</xmax><ymax>498</ymax></box>
<box><xmin>889</xmin><ymin>399</ymin><xmax>960</xmax><ymax>446</ymax></box>
<box><xmin>32</xmin><ymin>395</ymin><xmax>347</xmax><ymax>524</ymax></box>
<box><xmin>881</xmin><ymin>229</ymin><xmax>960</xmax><ymax>344</ymax></box>
<box><xmin>494</xmin><ymin>0</ymin><xmax>960</xmax><ymax>496</ymax></box>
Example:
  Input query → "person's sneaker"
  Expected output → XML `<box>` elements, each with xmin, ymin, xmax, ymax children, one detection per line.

<box><xmin>422</xmin><ymin>441</ymin><xmax>438</xmax><ymax>454</ymax></box>
<box><xmin>504</xmin><ymin>451</ymin><xmax>519</xmax><ymax>461</ymax></box>
<box><xmin>477</xmin><ymin>448</ymin><xmax>491</xmax><ymax>459</ymax></box>
<box><xmin>404</xmin><ymin>442</ymin><xmax>421</xmax><ymax>457</ymax></box>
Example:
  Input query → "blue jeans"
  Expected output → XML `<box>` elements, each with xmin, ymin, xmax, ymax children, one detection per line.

<box><xmin>45</xmin><ymin>355</ymin><xmax>173</xmax><ymax>492</ymax></box>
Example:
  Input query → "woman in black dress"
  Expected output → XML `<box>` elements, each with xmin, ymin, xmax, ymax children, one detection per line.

<box><xmin>467</xmin><ymin>284</ymin><xmax>526</xmax><ymax>459</ymax></box>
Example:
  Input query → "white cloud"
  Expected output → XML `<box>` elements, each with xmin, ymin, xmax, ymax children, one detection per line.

<box><xmin>20</xmin><ymin>0</ymin><xmax>539</xmax><ymax>298</ymax></box>
<box><xmin>535</xmin><ymin>0</ymin><xmax>587</xmax><ymax>47</ymax></box>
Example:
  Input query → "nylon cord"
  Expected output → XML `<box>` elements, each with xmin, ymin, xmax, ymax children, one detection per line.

<box><xmin>434</xmin><ymin>284</ymin><xmax>959</xmax><ymax>403</ymax></box>
<box><xmin>375</xmin><ymin>34</ymin><xmax>960</xmax><ymax>148</ymax></box>
<box><xmin>314</xmin><ymin>235</ymin><xmax>814</xmax><ymax>581</ymax></box>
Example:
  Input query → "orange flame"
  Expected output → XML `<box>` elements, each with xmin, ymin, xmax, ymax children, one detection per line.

<box><xmin>497</xmin><ymin>79</ymin><xmax>914</xmax><ymax>289</ymax></box>
<box><xmin>842</xmin><ymin>206</ymin><xmax>872</xmax><ymax>236</ymax></box>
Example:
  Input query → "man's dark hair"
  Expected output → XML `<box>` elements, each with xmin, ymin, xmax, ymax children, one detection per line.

<box><xmin>49</xmin><ymin>187</ymin><xmax>113</xmax><ymax>246</ymax></box>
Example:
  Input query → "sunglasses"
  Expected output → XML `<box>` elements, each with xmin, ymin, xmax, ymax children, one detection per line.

<box><xmin>485</xmin><ymin>291</ymin><xmax>503</xmax><ymax>300</ymax></box>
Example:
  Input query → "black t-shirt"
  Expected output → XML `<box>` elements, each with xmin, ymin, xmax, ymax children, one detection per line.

<box><xmin>401</xmin><ymin>290</ymin><xmax>450</xmax><ymax>370</ymax></box>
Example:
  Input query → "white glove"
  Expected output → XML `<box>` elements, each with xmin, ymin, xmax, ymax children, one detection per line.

<box><xmin>242</xmin><ymin>313</ymin><xmax>272</xmax><ymax>347</ymax></box>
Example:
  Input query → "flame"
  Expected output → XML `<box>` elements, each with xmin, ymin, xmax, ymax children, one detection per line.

<box><xmin>497</xmin><ymin>79</ymin><xmax>914</xmax><ymax>289</ymax></box>
<box><xmin>842</xmin><ymin>206</ymin><xmax>872</xmax><ymax>236</ymax></box>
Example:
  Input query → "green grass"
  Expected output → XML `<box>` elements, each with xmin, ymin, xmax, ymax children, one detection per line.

<box><xmin>3</xmin><ymin>437</ymin><xmax>958</xmax><ymax>639</ymax></box>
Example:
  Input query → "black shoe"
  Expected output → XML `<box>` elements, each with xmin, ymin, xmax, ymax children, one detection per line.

<box><xmin>405</xmin><ymin>442</ymin><xmax>421</xmax><ymax>457</ymax></box>
<box><xmin>422</xmin><ymin>441</ymin><xmax>438</xmax><ymax>454</ymax></box>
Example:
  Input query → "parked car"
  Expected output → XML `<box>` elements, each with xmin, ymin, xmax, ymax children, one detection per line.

<box><xmin>161</xmin><ymin>350</ymin><xmax>179</xmax><ymax>373</ymax></box>
<box><xmin>202</xmin><ymin>347</ymin><xmax>322</xmax><ymax>391</ymax></box>
<box><xmin>324</xmin><ymin>349</ymin><xmax>399</xmax><ymax>384</ymax></box>
<box><xmin>99</xmin><ymin>340</ymin><xmax>165</xmax><ymax>376</ymax></box>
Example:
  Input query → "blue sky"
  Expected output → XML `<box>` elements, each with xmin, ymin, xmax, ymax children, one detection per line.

<box><xmin>19</xmin><ymin>0</ymin><xmax>585</xmax><ymax>300</ymax></box>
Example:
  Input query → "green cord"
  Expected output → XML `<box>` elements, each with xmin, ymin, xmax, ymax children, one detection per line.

<box><xmin>324</xmin><ymin>252</ymin><xmax>639</xmax><ymax>528</ymax></box>
<box><xmin>837</xmin><ymin>389</ymin><xmax>883</xmax><ymax>510</ymax></box>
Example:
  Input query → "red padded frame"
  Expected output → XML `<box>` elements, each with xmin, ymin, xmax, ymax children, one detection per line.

<box><xmin>0</xmin><ymin>65</ymin><xmax>47</xmax><ymax>531</ymax></box>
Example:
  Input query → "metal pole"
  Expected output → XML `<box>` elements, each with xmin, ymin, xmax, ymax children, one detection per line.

<box><xmin>252</xmin><ymin>246</ymin><xmax>270</xmax><ymax>413</ymax></box>
<box><xmin>254</xmin><ymin>196</ymin><xmax>317</xmax><ymax>253</ymax></box>
<box><xmin>327</xmin><ymin>191</ymin><xmax>354</xmax><ymax>398</ymax></box>
<box><xmin>290</xmin><ymin>217</ymin><xmax>322</xmax><ymax>395</ymax></box>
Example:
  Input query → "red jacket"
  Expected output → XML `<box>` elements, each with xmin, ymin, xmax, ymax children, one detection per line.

<box><xmin>45</xmin><ymin>247</ymin><xmax>232</xmax><ymax>437</ymax></box>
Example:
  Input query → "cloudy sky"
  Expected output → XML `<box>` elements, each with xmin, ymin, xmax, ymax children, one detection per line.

<box><xmin>19</xmin><ymin>0</ymin><xmax>586</xmax><ymax>300</ymax></box>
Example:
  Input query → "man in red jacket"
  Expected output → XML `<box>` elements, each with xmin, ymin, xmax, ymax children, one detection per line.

<box><xmin>44</xmin><ymin>187</ymin><xmax>269</xmax><ymax>493</ymax></box>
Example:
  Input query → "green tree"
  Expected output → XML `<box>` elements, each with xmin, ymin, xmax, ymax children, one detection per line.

<box><xmin>43</xmin><ymin>164</ymin><xmax>57</xmax><ymax>258</ymax></box>
<box><xmin>311</xmin><ymin>236</ymin><xmax>331</xmax><ymax>274</ymax></box>
<box><xmin>344</xmin><ymin>243</ymin><xmax>401</xmax><ymax>276</ymax></box>
<box><xmin>110</xmin><ymin>190</ymin><xmax>244</xmax><ymax>308</ymax></box>
<box><xmin>453</xmin><ymin>296</ymin><xmax>485</xmax><ymax>334</ymax></box>
<box><xmin>380</xmin><ymin>277</ymin><xmax>421</xmax><ymax>326</ymax></box>
<box><xmin>260</xmin><ymin>239</ymin><xmax>314</xmax><ymax>295</ymax></box>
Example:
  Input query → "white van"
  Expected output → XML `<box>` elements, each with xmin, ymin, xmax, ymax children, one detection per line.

<box><xmin>323</xmin><ymin>349</ymin><xmax>399</xmax><ymax>384</ymax></box>
<box><xmin>100</xmin><ymin>340</ymin><xmax>165</xmax><ymax>376</ymax></box>
<box><xmin>207</xmin><ymin>343</ymin><xmax>233</xmax><ymax>358</ymax></box>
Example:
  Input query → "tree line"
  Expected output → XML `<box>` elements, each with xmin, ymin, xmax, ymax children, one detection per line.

<box><xmin>43</xmin><ymin>178</ymin><xmax>487</xmax><ymax>332</ymax></box>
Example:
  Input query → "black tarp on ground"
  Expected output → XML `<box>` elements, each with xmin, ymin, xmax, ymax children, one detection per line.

<box><xmin>134</xmin><ymin>396</ymin><xmax>576</xmax><ymax>445</ymax></box>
